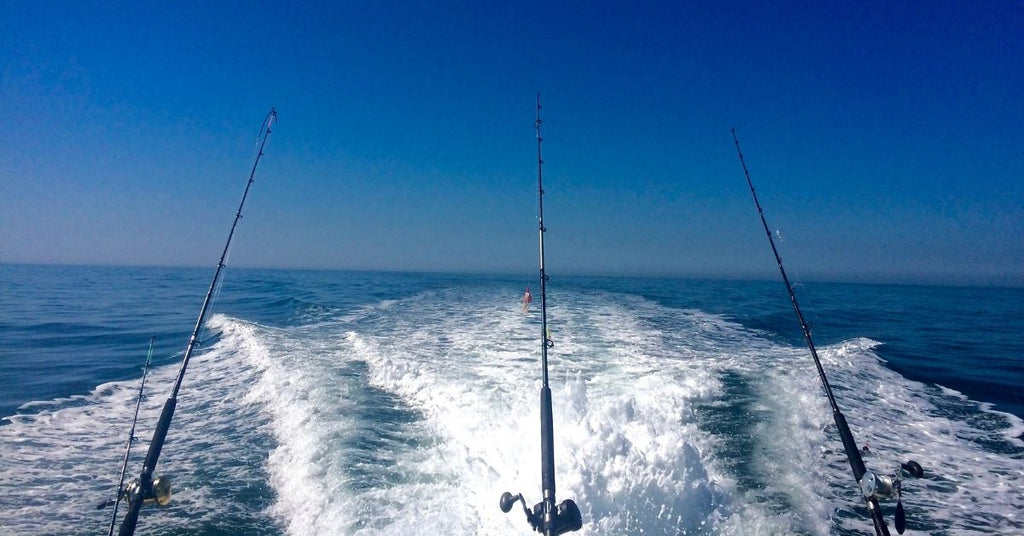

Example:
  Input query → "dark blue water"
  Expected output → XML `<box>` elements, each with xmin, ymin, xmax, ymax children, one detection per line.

<box><xmin>1</xmin><ymin>264</ymin><xmax>1022</xmax><ymax>535</ymax></box>
<box><xmin>0</xmin><ymin>265</ymin><xmax>449</xmax><ymax>417</ymax></box>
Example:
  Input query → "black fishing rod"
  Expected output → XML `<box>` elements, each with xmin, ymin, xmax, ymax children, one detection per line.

<box><xmin>732</xmin><ymin>129</ymin><xmax>921</xmax><ymax>535</ymax></box>
<box><xmin>114</xmin><ymin>109</ymin><xmax>277</xmax><ymax>536</ymax></box>
<box><xmin>499</xmin><ymin>95</ymin><xmax>582</xmax><ymax>536</ymax></box>
<box><xmin>96</xmin><ymin>338</ymin><xmax>155</xmax><ymax>535</ymax></box>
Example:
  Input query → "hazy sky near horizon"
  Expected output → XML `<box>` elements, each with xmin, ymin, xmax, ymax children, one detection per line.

<box><xmin>3</xmin><ymin>1</ymin><xmax>1021</xmax><ymax>285</ymax></box>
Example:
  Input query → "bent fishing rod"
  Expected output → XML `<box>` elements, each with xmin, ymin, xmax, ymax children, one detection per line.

<box><xmin>499</xmin><ymin>95</ymin><xmax>582</xmax><ymax>536</ymax></box>
<box><xmin>113</xmin><ymin>109</ymin><xmax>277</xmax><ymax>536</ymax></box>
<box><xmin>732</xmin><ymin>129</ymin><xmax>922</xmax><ymax>535</ymax></box>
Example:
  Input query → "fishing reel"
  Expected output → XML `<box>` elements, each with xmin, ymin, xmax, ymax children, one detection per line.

<box><xmin>125</xmin><ymin>475</ymin><xmax>173</xmax><ymax>507</ymax></box>
<box><xmin>500</xmin><ymin>491</ymin><xmax>582</xmax><ymax>535</ymax></box>
<box><xmin>96</xmin><ymin>475</ymin><xmax>172</xmax><ymax>511</ymax></box>
<box><xmin>859</xmin><ymin>460</ymin><xmax>923</xmax><ymax>534</ymax></box>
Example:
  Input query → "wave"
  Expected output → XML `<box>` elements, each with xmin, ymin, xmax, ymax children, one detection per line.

<box><xmin>2</xmin><ymin>288</ymin><xmax>1023</xmax><ymax>535</ymax></box>
<box><xmin>0</xmin><ymin>314</ymin><xmax>277</xmax><ymax>535</ymax></box>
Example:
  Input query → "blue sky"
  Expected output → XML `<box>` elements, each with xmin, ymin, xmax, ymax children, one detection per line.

<box><xmin>2</xmin><ymin>1</ymin><xmax>1021</xmax><ymax>285</ymax></box>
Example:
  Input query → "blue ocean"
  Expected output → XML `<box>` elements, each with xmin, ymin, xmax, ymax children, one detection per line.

<box><xmin>1</xmin><ymin>264</ymin><xmax>1022</xmax><ymax>535</ymax></box>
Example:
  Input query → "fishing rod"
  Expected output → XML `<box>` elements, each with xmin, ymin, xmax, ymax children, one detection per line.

<box><xmin>499</xmin><ymin>95</ymin><xmax>582</xmax><ymax>536</ymax></box>
<box><xmin>112</xmin><ymin>109</ymin><xmax>277</xmax><ymax>536</ymax></box>
<box><xmin>95</xmin><ymin>338</ymin><xmax>155</xmax><ymax>535</ymax></box>
<box><xmin>732</xmin><ymin>129</ymin><xmax>922</xmax><ymax>535</ymax></box>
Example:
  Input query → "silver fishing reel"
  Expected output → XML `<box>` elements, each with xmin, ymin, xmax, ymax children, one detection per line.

<box><xmin>125</xmin><ymin>475</ymin><xmax>172</xmax><ymax>507</ymax></box>
<box><xmin>859</xmin><ymin>461</ymin><xmax>923</xmax><ymax>534</ymax></box>
<box><xmin>860</xmin><ymin>460</ymin><xmax>923</xmax><ymax>499</ymax></box>
<box><xmin>96</xmin><ymin>475</ymin><xmax>172</xmax><ymax>511</ymax></box>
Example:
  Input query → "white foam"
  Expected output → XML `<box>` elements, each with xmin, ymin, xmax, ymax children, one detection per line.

<box><xmin>228</xmin><ymin>316</ymin><xmax>366</xmax><ymax>534</ymax></box>
<box><xmin>319</xmin><ymin>288</ymin><xmax>766</xmax><ymax>534</ymax></box>
<box><xmin>813</xmin><ymin>338</ymin><xmax>1024</xmax><ymax>534</ymax></box>
<box><xmin>4</xmin><ymin>287</ymin><xmax>1023</xmax><ymax>536</ymax></box>
<box><xmin>0</xmin><ymin>314</ymin><xmax>275</xmax><ymax>535</ymax></box>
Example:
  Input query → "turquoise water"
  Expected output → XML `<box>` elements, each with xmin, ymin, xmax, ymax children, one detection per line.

<box><xmin>1</xmin><ymin>264</ymin><xmax>1022</xmax><ymax>535</ymax></box>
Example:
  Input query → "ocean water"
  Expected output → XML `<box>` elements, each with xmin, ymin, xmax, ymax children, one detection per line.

<box><xmin>1</xmin><ymin>264</ymin><xmax>1022</xmax><ymax>535</ymax></box>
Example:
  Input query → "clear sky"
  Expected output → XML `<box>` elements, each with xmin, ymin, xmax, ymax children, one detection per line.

<box><xmin>2</xmin><ymin>1</ymin><xmax>1021</xmax><ymax>286</ymax></box>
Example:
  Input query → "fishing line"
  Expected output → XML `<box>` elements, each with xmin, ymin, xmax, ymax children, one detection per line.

<box><xmin>197</xmin><ymin>114</ymin><xmax>269</xmax><ymax>342</ymax></box>
<box><xmin>203</xmin><ymin>245</ymin><xmax>232</xmax><ymax>342</ymax></box>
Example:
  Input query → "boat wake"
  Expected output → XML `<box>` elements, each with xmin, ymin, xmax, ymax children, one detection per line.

<box><xmin>1</xmin><ymin>289</ymin><xmax>1022</xmax><ymax>535</ymax></box>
